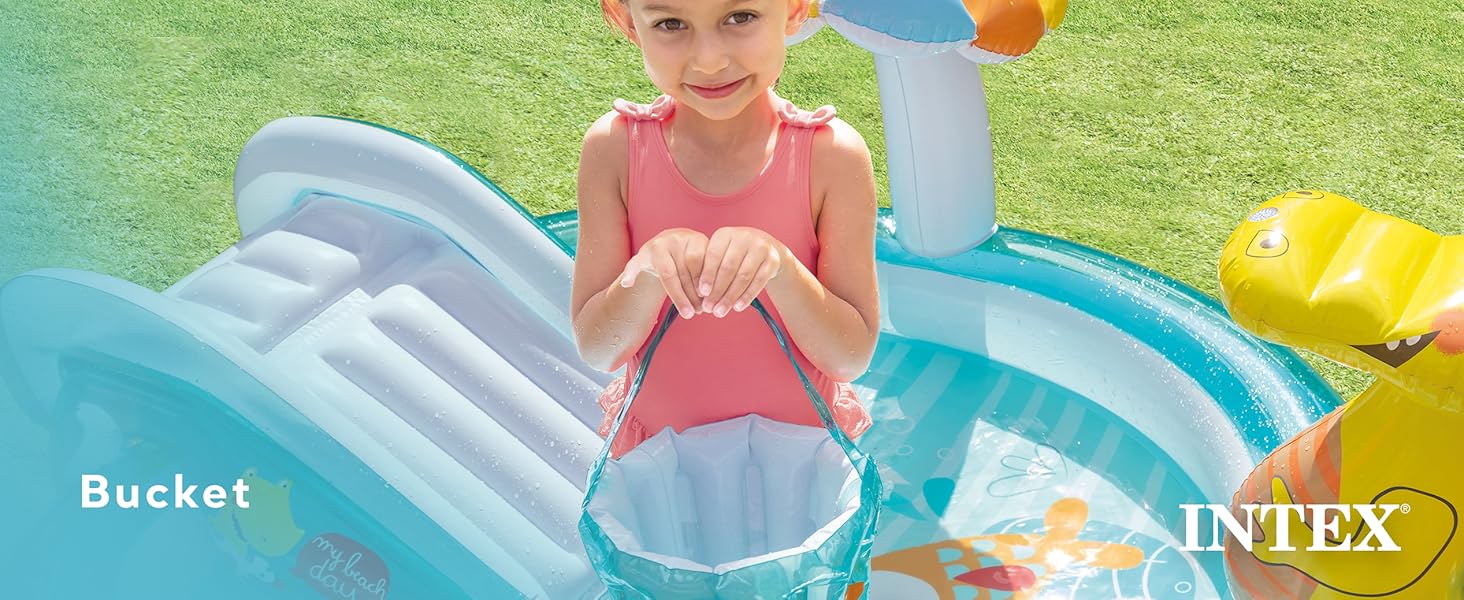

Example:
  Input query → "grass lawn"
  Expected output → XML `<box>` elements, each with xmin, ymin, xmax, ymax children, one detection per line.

<box><xmin>2</xmin><ymin>0</ymin><xmax>1461</xmax><ymax>399</ymax></box>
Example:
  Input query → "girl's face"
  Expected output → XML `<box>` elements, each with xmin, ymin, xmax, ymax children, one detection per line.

<box><xmin>613</xmin><ymin>0</ymin><xmax>807</xmax><ymax>121</ymax></box>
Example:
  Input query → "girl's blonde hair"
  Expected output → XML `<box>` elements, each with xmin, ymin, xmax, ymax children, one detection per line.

<box><xmin>600</xmin><ymin>0</ymin><xmax>632</xmax><ymax>39</ymax></box>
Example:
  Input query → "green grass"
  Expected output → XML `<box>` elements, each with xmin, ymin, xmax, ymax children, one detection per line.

<box><xmin>2</xmin><ymin>0</ymin><xmax>1461</xmax><ymax>399</ymax></box>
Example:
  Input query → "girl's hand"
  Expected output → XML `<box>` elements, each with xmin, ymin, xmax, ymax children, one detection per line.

<box><xmin>619</xmin><ymin>228</ymin><xmax>709</xmax><ymax>319</ymax></box>
<box><xmin>698</xmin><ymin>226</ymin><xmax>788</xmax><ymax>317</ymax></box>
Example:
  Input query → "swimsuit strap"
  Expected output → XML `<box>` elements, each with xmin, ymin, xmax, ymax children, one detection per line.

<box><xmin>611</xmin><ymin>90</ymin><xmax>836</xmax><ymax>127</ymax></box>
<box><xmin>772</xmin><ymin>92</ymin><xmax>837</xmax><ymax>128</ymax></box>
<box><xmin>611</xmin><ymin>95</ymin><xmax>675</xmax><ymax>121</ymax></box>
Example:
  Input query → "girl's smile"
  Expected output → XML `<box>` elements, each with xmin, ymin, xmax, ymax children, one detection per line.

<box><xmin>687</xmin><ymin>75</ymin><xmax>749</xmax><ymax>99</ymax></box>
<box><xmin>604</xmin><ymin>0</ymin><xmax>806</xmax><ymax>124</ymax></box>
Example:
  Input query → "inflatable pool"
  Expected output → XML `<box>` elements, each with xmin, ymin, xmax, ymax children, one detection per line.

<box><xmin>0</xmin><ymin>3</ymin><xmax>1349</xmax><ymax>596</ymax></box>
<box><xmin>0</xmin><ymin>113</ymin><xmax>1337</xmax><ymax>598</ymax></box>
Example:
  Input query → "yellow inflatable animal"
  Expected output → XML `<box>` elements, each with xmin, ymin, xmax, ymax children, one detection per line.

<box><xmin>1218</xmin><ymin>190</ymin><xmax>1464</xmax><ymax>599</ymax></box>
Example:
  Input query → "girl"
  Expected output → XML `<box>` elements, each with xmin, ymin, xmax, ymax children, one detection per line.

<box><xmin>571</xmin><ymin>0</ymin><xmax>880</xmax><ymax>460</ymax></box>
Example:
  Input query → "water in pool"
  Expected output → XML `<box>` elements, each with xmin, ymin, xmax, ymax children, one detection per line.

<box><xmin>853</xmin><ymin>333</ymin><xmax>1221</xmax><ymax>600</ymax></box>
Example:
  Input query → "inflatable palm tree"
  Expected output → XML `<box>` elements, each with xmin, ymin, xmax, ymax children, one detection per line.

<box><xmin>790</xmin><ymin>0</ymin><xmax>1069</xmax><ymax>257</ymax></box>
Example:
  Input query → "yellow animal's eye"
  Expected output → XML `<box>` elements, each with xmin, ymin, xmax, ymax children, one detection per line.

<box><xmin>1246</xmin><ymin>230</ymin><xmax>1289</xmax><ymax>258</ymax></box>
<box><xmin>279</xmin><ymin>480</ymin><xmax>291</xmax><ymax>489</ymax></box>
<box><xmin>1247</xmin><ymin>207</ymin><xmax>1279</xmax><ymax>222</ymax></box>
<box><xmin>243</xmin><ymin>467</ymin><xmax>257</xmax><ymax>477</ymax></box>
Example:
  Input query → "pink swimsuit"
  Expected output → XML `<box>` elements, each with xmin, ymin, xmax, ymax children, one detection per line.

<box><xmin>596</xmin><ymin>88</ymin><xmax>873</xmax><ymax>458</ymax></box>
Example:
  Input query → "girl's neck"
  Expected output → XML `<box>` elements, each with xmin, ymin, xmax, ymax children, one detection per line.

<box><xmin>666</xmin><ymin>86</ymin><xmax>780</xmax><ymax>151</ymax></box>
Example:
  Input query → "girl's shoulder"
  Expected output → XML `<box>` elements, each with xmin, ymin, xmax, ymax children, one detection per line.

<box><xmin>806</xmin><ymin>105</ymin><xmax>869</xmax><ymax>176</ymax></box>
<box><xmin>579</xmin><ymin>108</ymin><xmax>632</xmax><ymax>205</ymax></box>
<box><xmin>807</xmin><ymin>114</ymin><xmax>875</xmax><ymax>221</ymax></box>
<box><xmin>787</xmin><ymin>96</ymin><xmax>866</xmax><ymax>203</ymax></box>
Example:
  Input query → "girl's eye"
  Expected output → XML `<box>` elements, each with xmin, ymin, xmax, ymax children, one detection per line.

<box><xmin>654</xmin><ymin>18</ymin><xmax>685</xmax><ymax>32</ymax></box>
<box><xmin>727</xmin><ymin>12</ymin><xmax>757</xmax><ymax>25</ymax></box>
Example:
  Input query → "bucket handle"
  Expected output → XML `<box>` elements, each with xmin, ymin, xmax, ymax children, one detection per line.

<box><xmin>585</xmin><ymin>298</ymin><xmax>866</xmax><ymax>488</ymax></box>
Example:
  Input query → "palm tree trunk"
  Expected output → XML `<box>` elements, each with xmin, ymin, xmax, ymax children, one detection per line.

<box><xmin>873</xmin><ymin>51</ymin><xmax>997</xmax><ymax>257</ymax></box>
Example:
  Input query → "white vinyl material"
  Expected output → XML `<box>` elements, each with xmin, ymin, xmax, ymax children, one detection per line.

<box><xmin>821</xmin><ymin>12</ymin><xmax>968</xmax><ymax>58</ymax></box>
<box><xmin>231</xmin><ymin>116</ymin><xmax>576</xmax><ymax>340</ymax></box>
<box><xmin>587</xmin><ymin>415</ymin><xmax>862</xmax><ymax>571</ymax></box>
<box><xmin>873</xmin><ymin>52</ymin><xmax>997</xmax><ymax>257</ymax></box>
<box><xmin>879</xmin><ymin>263</ymin><xmax>1254</xmax><ymax>500</ymax></box>
<box><xmin>150</xmin><ymin>116</ymin><xmax>625</xmax><ymax>598</ymax></box>
<box><xmin>161</xmin><ymin>194</ymin><xmax>609</xmax><ymax>598</ymax></box>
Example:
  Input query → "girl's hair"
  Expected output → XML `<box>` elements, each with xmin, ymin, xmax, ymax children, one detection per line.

<box><xmin>600</xmin><ymin>0</ymin><xmax>630</xmax><ymax>38</ymax></box>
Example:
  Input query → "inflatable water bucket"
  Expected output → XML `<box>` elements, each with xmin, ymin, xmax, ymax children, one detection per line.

<box><xmin>580</xmin><ymin>299</ymin><xmax>882</xmax><ymax>598</ymax></box>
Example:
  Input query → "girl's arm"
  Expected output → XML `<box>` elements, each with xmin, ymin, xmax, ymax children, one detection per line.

<box><xmin>571</xmin><ymin>112</ymin><xmax>706</xmax><ymax>372</ymax></box>
<box><xmin>571</xmin><ymin>112</ymin><xmax>662</xmax><ymax>371</ymax></box>
<box><xmin>763</xmin><ymin>120</ymin><xmax>880</xmax><ymax>382</ymax></box>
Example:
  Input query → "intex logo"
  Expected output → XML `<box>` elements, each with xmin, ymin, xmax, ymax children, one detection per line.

<box><xmin>1178</xmin><ymin>503</ymin><xmax>1406</xmax><ymax>552</ymax></box>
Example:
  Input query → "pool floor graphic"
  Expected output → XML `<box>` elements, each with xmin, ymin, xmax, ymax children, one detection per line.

<box><xmin>868</xmin><ymin>496</ymin><xmax>1208</xmax><ymax>600</ymax></box>
<box><xmin>855</xmin><ymin>335</ymin><xmax>1216</xmax><ymax>599</ymax></box>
